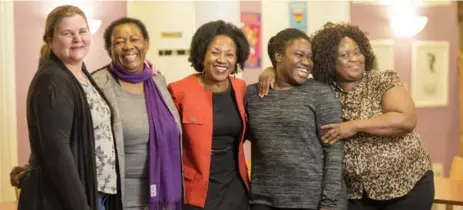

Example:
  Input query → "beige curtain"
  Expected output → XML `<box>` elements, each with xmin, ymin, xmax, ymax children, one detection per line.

<box><xmin>0</xmin><ymin>0</ymin><xmax>18</xmax><ymax>203</ymax></box>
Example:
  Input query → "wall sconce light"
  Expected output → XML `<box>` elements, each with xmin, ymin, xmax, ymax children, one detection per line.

<box><xmin>43</xmin><ymin>2</ymin><xmax>102</xmax><ymax>35</ymax></box>
<box><xmin>386</xmin><ymin>0</ymin><xmax>428</xmax><ymax>37</ymax></box>
<box><xmin>88</xmin><ymin>19</ymin><xmax>102</xmax><ymax>35</ymax></box>
<box><xmin>390</xmin><ymin>15</ymin><xmax>428</xmax><ymax>37</ymax></box>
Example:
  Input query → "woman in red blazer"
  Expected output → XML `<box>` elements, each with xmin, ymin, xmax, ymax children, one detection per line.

<box><xmin>167</xmin><ymin>20</ymin><xmax>250</xmax><ymax>210</ymax></box>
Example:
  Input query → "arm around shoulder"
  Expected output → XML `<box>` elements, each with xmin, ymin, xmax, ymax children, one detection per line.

<box><xmin>355</xmin><ymin>70</ymin><xmax>416</xmax><ymax>136</ymax></box>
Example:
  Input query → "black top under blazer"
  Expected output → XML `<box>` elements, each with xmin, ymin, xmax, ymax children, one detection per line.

<box><xmin>18</xmin><ymin>53</ymin><xmax>121</xmax><ymax>210</ymax></box>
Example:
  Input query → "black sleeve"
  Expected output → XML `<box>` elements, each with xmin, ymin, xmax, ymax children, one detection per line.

<box><xmin>32</xmin><ymin>81</ymin><xmax>91</xmax><ymax>210</ymax></box>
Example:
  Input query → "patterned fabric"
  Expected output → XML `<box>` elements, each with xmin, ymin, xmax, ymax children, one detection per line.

<box><xmin>334</xmin><ymin>70</ymin><xmax>432</xmax><ymax>200</ymax></box>
<box><xmin>81</xmin><ymin>82</ymin><xmax>117</xmax><ymax>194</ymax></box>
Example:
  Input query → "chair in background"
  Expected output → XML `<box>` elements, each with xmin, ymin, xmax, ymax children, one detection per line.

<box><xmin>450</xmin><ymin>156</ymin><xmax>463</xmax><ymax>181</ymax></box>
<box><xmin>449</xmin><ymin>156</ymin><xmax>463</xmax><ymax>210</ymax></box>
<box><xmin>15</xmin><ymin>188</ymin><xmax>20</xmax><ymax>200</ymax></box>
<box><xmin>432</xmin><ymin>162</ymin><xmax>445</xmax><ymax>210</ymax></box>
<box><xmin>433</xmin><ymin>162</ymin><xmax>444</xmax><ymax>177</ymax></box>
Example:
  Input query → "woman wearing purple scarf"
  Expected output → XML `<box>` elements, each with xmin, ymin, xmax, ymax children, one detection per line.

<box><xmin>92</xmin><ymin>17</ymin><xmax>183</xmax><ymax>210</ymax></box>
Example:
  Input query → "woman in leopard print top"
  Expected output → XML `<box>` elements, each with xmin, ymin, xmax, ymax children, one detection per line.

<box><xmin>258</xmin><ymin>22</ymin><xmax>433</xmax><ymax>210</ymax></box>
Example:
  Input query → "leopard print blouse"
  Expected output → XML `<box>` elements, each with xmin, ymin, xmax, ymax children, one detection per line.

<box><xmin>333</xmin><ymin>70</ymin><xmax>432</xmax><ymax>200</ymax></box>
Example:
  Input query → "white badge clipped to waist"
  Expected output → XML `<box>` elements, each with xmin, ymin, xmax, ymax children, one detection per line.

<box><xmin>151</xmin><ymin>184</ymin><xmax>157</xmax><ymax>197</ymax></box>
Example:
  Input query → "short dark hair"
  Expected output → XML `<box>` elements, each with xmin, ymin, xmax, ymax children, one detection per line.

<box><xmin>103</xmin><ymin>17</ymin><xmax>149</xmax><ymax>55</ymax></box>
<box><xmin>311</xmin><ymin>22</ymin><xmax>375</xmax><ymax>86</ymax></box>
<box><xmin>267</xmin><ymin>28</ymin><xmax>310</xmax><ymax>68</ymax></box>
<box><xmin>188</xmin><ymin>20</ymin><xmax>249</xmax><ymax>73</ymax></box>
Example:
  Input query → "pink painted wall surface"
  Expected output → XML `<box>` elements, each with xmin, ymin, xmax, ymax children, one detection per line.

<box><xmin>351</xmin><ymin>2</ymin><xmax>459</xmax><ymax>176</ymax></box>
<box><xmin>14</xmin><ymin>1</ymin><xmax>127</xmax><ymax>165</ymax></box>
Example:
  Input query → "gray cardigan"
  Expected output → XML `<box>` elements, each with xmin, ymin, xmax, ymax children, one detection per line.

<box><xmin>91</xmin><ymin>67</ymin><xmax>183</xmax><ymax>209</ymax></box>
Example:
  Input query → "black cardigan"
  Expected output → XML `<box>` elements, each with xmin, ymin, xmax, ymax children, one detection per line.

<box><xmin>18</xmin><ymin>54</ymin><xmax>121</xmax><ymax>210</ymax></box>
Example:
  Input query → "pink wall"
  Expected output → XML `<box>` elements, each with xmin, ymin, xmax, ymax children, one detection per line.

<box><xmin>14</xmin><ymin>1</ymin><xmax>127</xmax><ymax>165</ymax></box>
<box><xmin>351</xmin><ymin>3</ymin><xmax>459</xmax><ymax>176</ymax></box>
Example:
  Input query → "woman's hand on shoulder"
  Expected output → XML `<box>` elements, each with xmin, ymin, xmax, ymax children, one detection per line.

<box><xmin>381</xmin><ymin>85</ymin><xmax>417</xmax><ymax>132</ymax></box>
<box><xmin>257</xmin><ymin>66</ymin><xmax>276</xmax><ymax>97</ymax></box>
<box><xmin>144</xmin><ymin>60</ymin><xmax>159</xmax><ymax>75</ymax></box>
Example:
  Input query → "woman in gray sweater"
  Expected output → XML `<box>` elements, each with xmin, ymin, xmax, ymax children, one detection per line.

<box><xmin>245</xmin><ymin>28</ymin><xmax>346</xmax><ymax>210</ymax></box>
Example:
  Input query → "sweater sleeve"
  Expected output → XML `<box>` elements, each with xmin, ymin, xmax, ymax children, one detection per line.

<box><xmin>32</xmin><ymin>80</ymin><xmax>91</xmax><ymax>210</ymax></box>
<box><xmin>314</xmin><ymin>86</ymin><xmax>345</xmax><ymax>209</ymax></box>
<box><xmin>244</xmin><ymin>84</ymin><xmax>258</xmax><ymax>142</ymax></box>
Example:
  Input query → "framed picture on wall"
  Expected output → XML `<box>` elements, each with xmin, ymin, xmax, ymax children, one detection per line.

<box><xmin>240</xmin><ymin>12</ymin><xmax>262</xmax><ymax>69</ymax></box>
<box><xmin>370</xmin><ymin>39</ymin><xmax>394</xmax><ymax>71</ymax></box>
<box><xmin>411</xmin><ymin>41</ymin><xmax>449</xmax><ymax>107</ymax></box>
<box><xmin>288</xmin><ymin>1</ymin><xmax>307</xmax><ymax>33</ymax></box>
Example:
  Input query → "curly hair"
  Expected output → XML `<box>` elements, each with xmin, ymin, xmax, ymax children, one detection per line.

<box><xmin>311</xmin><ymin>22</ymin><xmax>375</xmax><ymax>86</ymax></box>
<box><xmin>103</xmin><ymin>17</ymin><xmax>149</xmax><ymax>56</ymax></box>
<box><xmin>268</xmin><ymin>28</ymin><xmax>310</xmax><ymax>68</ymax></box>
<box><xmin>189</xmin><ymin>20</ymin><xmax>249</xmax><ymax>73</ymax></box>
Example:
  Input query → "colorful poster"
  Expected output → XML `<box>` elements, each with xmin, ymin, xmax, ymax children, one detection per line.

<box><xmin>289</xmin><ymin>1</ymin><xmax>307</xmax><ymax>33</ymax></box>
<box><xmin>240</xmin><ymin>12</ymin><xmax>261</xmax><ymax>69</ymax></box>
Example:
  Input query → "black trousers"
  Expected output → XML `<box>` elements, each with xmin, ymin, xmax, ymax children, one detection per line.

<box><xmin>348</xmin><ymin>170</ymin><xmax>434</xmax><ymax>210</ymax></box>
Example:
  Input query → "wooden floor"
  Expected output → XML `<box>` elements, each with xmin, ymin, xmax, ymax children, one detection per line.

<box><xmin>0</xmin><ymin>201</ymin><xmax>17</xmax><ymax>210</ymax></box>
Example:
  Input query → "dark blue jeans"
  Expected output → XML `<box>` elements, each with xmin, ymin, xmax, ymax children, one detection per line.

<box><xmin>98</xmin><ymin>192</ymin><xmax>109</xmax><ymax>210</ymax></box>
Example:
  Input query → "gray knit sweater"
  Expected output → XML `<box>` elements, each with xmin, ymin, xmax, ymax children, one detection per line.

<box><xmin>245</xmin><ymin>80</ymin><xmax>345</xmax><ymax>209</ymax></box>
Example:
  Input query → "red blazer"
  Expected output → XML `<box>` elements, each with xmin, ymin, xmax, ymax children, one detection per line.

<box><xmin>167</xmin><ymin>74</ymin><xmax>250</xmax><ymax>208</ymax></box>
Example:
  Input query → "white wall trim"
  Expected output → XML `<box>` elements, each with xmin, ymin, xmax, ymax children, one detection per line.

<box><xmin>0</xmin><ymin>0</ymin><xmax>18</xmax><ymax>203</ymax></box>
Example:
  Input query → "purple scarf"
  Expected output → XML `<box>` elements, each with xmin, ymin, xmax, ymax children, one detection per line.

<box><xmin>110</xmin><ymin>62</ymin><xmax>182</xmax><ymax>210</ymax></box>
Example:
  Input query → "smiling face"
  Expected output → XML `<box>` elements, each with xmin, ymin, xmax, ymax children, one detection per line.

<box><xmin>49</xmin><ymin>15</ymin><xmax>91</xmax><ymax>65</ymax></box>
<box><xmin>110</xmin><ymin>23</ymin><xmax>149</xmax><ymax>73</ymax></box>
<box><xmin>336</xmin><ymin>36</ymin><xmax>365</xmax><ymax>82</ymax></box>
<box><xmin>276</xmin><ymin>38</ymin><xmax>313</xmax><ymax>86</ymax></box>
<box><xmin>202</xmin><ymin>35</ymin><xmax>237</xmax><ymax>83</ymax></box>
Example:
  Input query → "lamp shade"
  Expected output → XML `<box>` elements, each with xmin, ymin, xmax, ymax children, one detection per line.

<box><xmin>390</xmin><ymin>15</ymin><xmax>427</xmax><ymax>37</ymax></box>
<box><xmin>88</xmin><ymin>19</ymin><xmax>102</xmax><ymax>35</ymax></box>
